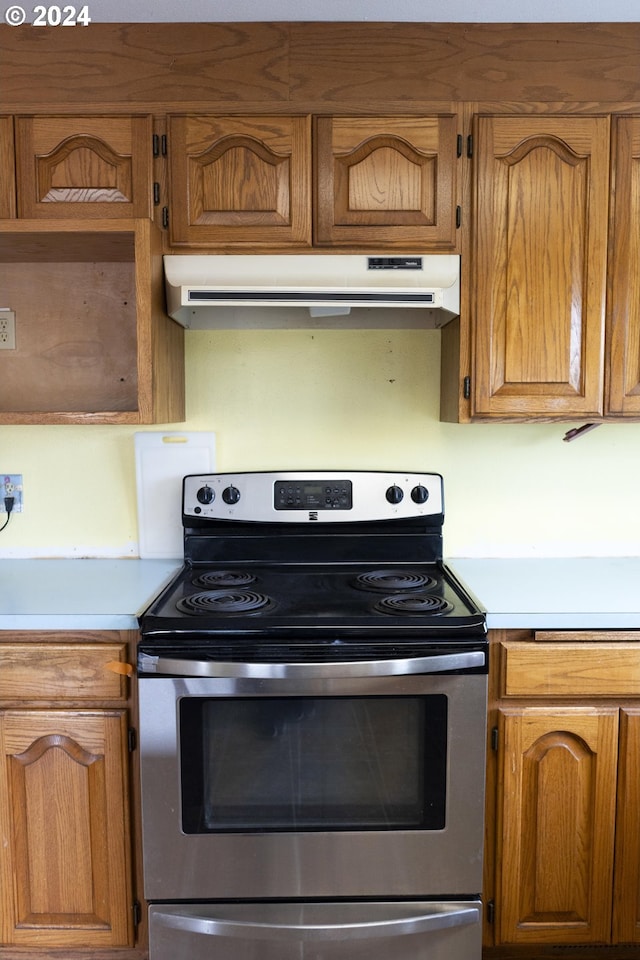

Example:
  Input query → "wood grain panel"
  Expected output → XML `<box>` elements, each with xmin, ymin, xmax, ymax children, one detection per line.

<box><xmin>0</xmin><ymin>259</ymin><xmax>138</xmax><ymax>413</ymax></box>
<box><xmin>0</xmin><ymin>23</ymin><xmax>289</xmax><ymax>106</ymax></box>
<box><xmin>0</xmin><ymin>644</ymin><xmax>128</xmax><ymax>701</ymax></box>
<box><xmin>613</xmin><ymin>708</ymin><xmax>640</xmax><ymax>943</ymax></box>
<box><xmin>606</xmin><ymin>115</ymin><xmax>640</xmax><ymax>416</ymax></box>
<box><xmin>500</xmin><ymin>642</ymin><xmax>640</xmax><ymax>698</ymax></box>
<box><xmin>0</xmin><ymin>709</ymin><xmax>132</xmax><ymax>947</ymax></box>
<box><xmin>169</xmin><ymin>115</ymin><xmax>311</xmax><ymax>247</ymax></box>
<box><xmin>16</xmin><ymin>116</ymin><xmax>153</xmax><ymax>219</ymax></box>
<box><xmin>498</xmin><ymin>707</ymin><xmax>618</xmax><ymax>944</ymax></box>
<box><xmin>290</xmin><ymin>23</ymin><xmax>640</xmax><ymax>104</ymax></box>
<box><xmin>472</xmin><ymin>115</ymin><xmax>609</xmax><ymax>419</ymax></box>
<box><xmin>0</xmin><ymin>218</ymin><xmax>184</xmax><ymax>424</ymax></box>
<box><xmin>314</xmin><ymin>114</ymin><xmax>459</xmax><ymax>248</ymax></box>
<box><xmin>2</xmin><ymin>24</ymin><xmax>640</xmax><ymax>110</ymax></box>
<box><xmin>134</xmin><ymin>213</ymin><xmax>185</xmax><ymax>422</ymax></box>
<box><xmin>0</xmin><ymin>115</ymin><xmax>16</xmax><ymax>216</ymax></box>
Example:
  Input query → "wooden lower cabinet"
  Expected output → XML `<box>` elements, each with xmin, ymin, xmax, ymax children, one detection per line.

<box><xmin>0</xmin><ymin>710</ymin><xmax>133</xmax><ymax>948</ymax></box>
<box><xmin>613</xmin><ymin>708</ymin><xmax>640</xmax><ymax>943</ymax></box>
<box><xmin>487</xmin><ymin>633</ymin><xmax>640</xmax><ymax>955</ymax></box>
<box><xmin>497</xmin><ymin>706</ymin><xmax>618</xmax><ymax>944</ymax></box>
<box><xmin>0</xmin><ymin>634</ymin><xmax>140</xmax><ymax>956</ymax></box>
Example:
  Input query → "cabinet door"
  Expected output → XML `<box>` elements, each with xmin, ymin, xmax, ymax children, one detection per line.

<box><xmin>613</xmin><ymin>707</ymin><xmax>640</xmax><ymax>942</ymax></box>
<box><xmin>315</xmin><ymin>115</ymin><xmax>459</xmax><ymax>249</ymax></box>
<box><xmin>496</xmin><ymin>707</ymin><xmax>618</xmax><ymax>945</ymax></box>
<box><xmin>15</xmin><ymin>115</ymin><xmax>153</xmax><ymax>219</ymax></box>
<box><xmin>0</xmin><ymin>116</ymin><xmax>16</xmax><ymax>217</ymax></box>
<box><xmin>472</xmin><ymin>115</ymin><xmax>610</xmax><ymax>419</ymax></box>
<box><xmin>0</xmin><ymin>709</ymin><xmax>133</xmax><ymax>947</ymax></box>
<box><xmin>168</xmin><ymin>115</ymin><xmax>312</xmax><ymax>247</ymax></box>
<box><xmin>606</xmin><ymin>116</ymin><xmax>640</xmax><ymax>416</ymax></box>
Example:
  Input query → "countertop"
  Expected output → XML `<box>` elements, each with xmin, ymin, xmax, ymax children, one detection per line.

<box><xmin>0</xmin><ymin>557</ymin><xmax>639</xmax><ymax>632</ymax></box>
<box><xmin>0</xmin><ymin>559</ymin><xmax>181</xmax><ymax>631</ymax></box>
<box><xmin>450</xmin><ymin>557</ymin><xmax>640</xmax><ymax>630</ymax></box>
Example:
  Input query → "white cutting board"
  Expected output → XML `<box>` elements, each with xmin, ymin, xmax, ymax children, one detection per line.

<box><xmin>135</xmin><ymin>431</ymin><xmax>216</xmax><ymax>558</ymax></box>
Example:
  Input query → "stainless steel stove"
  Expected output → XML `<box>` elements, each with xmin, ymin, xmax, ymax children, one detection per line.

<box><xmin>137</xmin><ymin>471</ymin><xmax>488</xmax><ymax>960</ymax></box>
<box><xmin>139</xmin><ymin>470</ymin><xmax>486</xmax><ymax>653</ymax></box>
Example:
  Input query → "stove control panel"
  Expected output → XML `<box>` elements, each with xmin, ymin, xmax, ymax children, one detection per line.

<box><xmin>274</xmin><ymin>479</ymin><xmax>352</xmax><ymax>511</ymax></box>
<box><xmin>183</xmin><ymin>471</ymin><xmax>443</xmax><ymax>523</ymax></box>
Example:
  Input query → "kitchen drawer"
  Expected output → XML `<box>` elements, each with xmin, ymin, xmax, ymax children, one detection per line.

<box><xmin>499</xmin><ymin>641</ymin><xmax>640</xmax><ymax>698</ymax></box>
<box><xmin>0</xmin><ymin>643</ymin><xmax>128</xmax><ymax>701</ymax></box>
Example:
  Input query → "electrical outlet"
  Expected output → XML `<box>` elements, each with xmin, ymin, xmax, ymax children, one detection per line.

<box><xmin>2</xmin><ymin>475</ymin><xmax>23</xmax><ymax>513</ymax></box>
<box><xmin>0</xmin><ymin>311</ymin><xmax>16</xmax><ymax>350</ymax></box>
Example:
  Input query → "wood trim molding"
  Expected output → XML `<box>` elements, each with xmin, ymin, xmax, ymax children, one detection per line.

<box><xmin>1</xmin><ymin>22</ymin><xmax>640</xmax><ymax>110</ymax></box>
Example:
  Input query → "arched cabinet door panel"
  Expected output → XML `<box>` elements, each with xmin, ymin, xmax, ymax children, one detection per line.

<box><xmin>497</xmin><ymin>706</ymin><xmax>618</xmax><ymax>945</ymax></box>
<box><xmin>472</xmin><ymin>115</ymin><xmax>610</xmax><ymax>419</ymax></box>
<box><xmin>606</xmin><ymin>115</ymin><xmax>640</xmax><ymax>417</ymax></box>
<box><xmin>16</xmin><ymin>115</ymin><xmax>153</xmax><ymax>219</ymax></box>
<box><xmin>168</xmin><ymin>115</ymin><xmax>312</xmax><ymax>247</ymax></box>
<box><xmin>0</xmin><ymin>709</ymin><xmax>133</xmax><ymax>947</ymax></box>
<box><xmin>315</xmin><ymin>115</ymin><xmax>459</xmax><ymax>249</ymax></box>
<box><xmin>613</xmin><ymin>708</ymin><xmax>640</xmax><ymax>943</ymax></box>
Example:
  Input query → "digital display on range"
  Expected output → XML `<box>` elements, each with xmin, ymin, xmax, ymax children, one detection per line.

<box><xmin>274</xmin><ymin>480</ymin><xmax>353</xmax><ymax>510</ymax></box>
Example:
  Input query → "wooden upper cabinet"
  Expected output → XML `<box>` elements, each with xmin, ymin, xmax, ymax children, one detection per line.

<box><xmin>315</xmin><ymin>115</ymin><xmax>459</xmax><ymax>249</ymax></box>
<box><xmin>472</xmin><ymin>115</ymin><xmax>610</xmax><ymax>419</ymax></box>
<box><xmin>0</xmin><ymin>117</ymin><xmax>16</xmax><ymax>218</ymax></box>
<box><xmin>168</xmin><ymin>115</ymin><xmax>312</xmax><ymax>247</ymax></box>
<box><xmin>606</xmin><ymin>116</ymin><xmax>640</xmax><ymax>416</ymax></box>
<box><xmin>15</xmin><ymin>115</ymin><xmax>153</xmax><ymax>219</ymax></box>
<box><xmin>0</xmin><ymin>218</ymin><xmax>184</xmax><ymax>425</ymax></box>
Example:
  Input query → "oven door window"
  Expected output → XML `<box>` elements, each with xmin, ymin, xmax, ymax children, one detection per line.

<box><xmin>179</xmin><ymin>696</ymin><xmax>447</xmax><ymax>833</ymax></box>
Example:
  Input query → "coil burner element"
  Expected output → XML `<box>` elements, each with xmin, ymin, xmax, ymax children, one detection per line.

<box><xmin>374</xmin><ymin>594</ymin><xmax>453</xmax><ymax>617</ymax></box>
<box><xmin>177</xmin><ymin>591</ymin><xmax>273</xmax><ymax>615</ymax></box>
<box><xmin>352</xmin><ymin>569</ymin><xmax>437</xmax><ymax>593</ymax></box>
<box><xmin>193</xmin><ymin>570</ymin><xmax>258</xmax><ymax>589</ymax></box>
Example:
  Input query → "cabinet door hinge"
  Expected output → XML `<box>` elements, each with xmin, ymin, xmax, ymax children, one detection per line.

<box><xmin>456</xmin><ymin>205</ymin><xmax>462</xmax><ymax>229</ymax></box>
<box><xmin>162</xmin><ymin>206</ymin><xmax>169</xmax><ymax>229</ymax></box>
<box><xmin>128</xmin><ymin>727</ymin><xmax>137</xmax><ymax>753</ymax></box>
<box><xmin>456</xmin><ymin>133</ymin><xmax>463</xmax><ymax>158</ymax></box>
<box><xmin>132</xmin><ymin>899</ymin><xmax>142</xmax><ymax>934</ymax></box>
<box><xmin>463</xmin><ymin>376</ymin><xmax>471</xmax><ymax>400</ymax></box>
<box><xmin>486</xmin><ymin>899</ymin><xmax>495</xmax><ymax>924</ymax></box>
<box><xmin>153</xmin><ymin>182</ymin><xmax>160</xmax><ymax>205</ymax></box>
<box><xmin>467</xmin><ymin>134</ymin><xmax>473</xmax><ymax>158</ymax></box>
<box><xmin>154</xmin><ymin>134</ymin><xmax>168</xmax><ymax>157</ymax></box>
<box><xmin>491</xmin><ymin>726</ymin><xmax>499</xmax><ymax>751</ymax></box>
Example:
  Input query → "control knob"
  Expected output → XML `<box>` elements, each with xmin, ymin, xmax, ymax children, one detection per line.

<box><xmin>196</xmin><ymin>485</ymin><xmax>215</xmax><ymax>505</ymax></box>
<box><xmin>385</xmin><ymin>484</ymin><xmax>404</xmax><ymax>505</ymax></box>
<box><xmin>411</xmin><ymin>484</ymin><xmax>429</xmax><ymax>504</ymax></box>
<box><xmin>222</xmin><ymin>485</ymin><xmax>241</xmax><ymax>505</ymax></box>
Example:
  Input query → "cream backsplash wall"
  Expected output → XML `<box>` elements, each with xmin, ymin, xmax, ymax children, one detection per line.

<box><xmin>1</xmin><ymin>327</ymin><xmax>639</xmax><ymax>559</ymax></box>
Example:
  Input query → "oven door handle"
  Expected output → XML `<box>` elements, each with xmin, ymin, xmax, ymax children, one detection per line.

<box><xmin>140</xmin><ymin>650</ymin><xmax>485</xmax><ymax>679</ymax></box>
<box><xmin>152</xmin><ymin>902</ymin><xmax>481</xmax><ymax>941</ymax></box>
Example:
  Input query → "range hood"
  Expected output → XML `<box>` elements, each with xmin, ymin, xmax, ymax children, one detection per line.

<box><xmin>164</xmin><ymin>254</ymin><xmax>460</xmax><ymax>329</ymax></box>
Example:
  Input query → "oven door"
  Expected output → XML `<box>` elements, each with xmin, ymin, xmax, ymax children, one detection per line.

<box><xmin>138</xmin><ymin>648</ymin><xmax>487</xmax><ymax>901</ymax></box>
